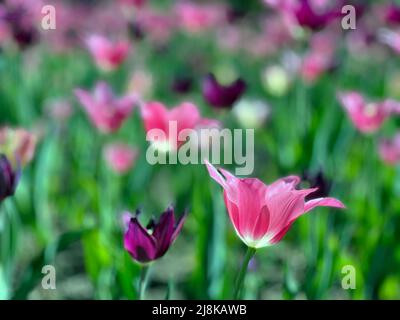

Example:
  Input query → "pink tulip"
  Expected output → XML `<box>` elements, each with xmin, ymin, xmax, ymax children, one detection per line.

<box><xmin>379</xmin><ymin>133</ymin><xmax>400</xmax><ymax>165</ymax></box>
<box><xmin>86</xmin><ymin>34</ymin><xmax>130</xmax><ymax>71</ymax></box>
<box><xmin>141</xmin><ymin>101</ymin><xmax>219</xmax><ymax>151</ymax></box>
<box><xmin>337</xmin><ymin>91</ymin><xmax>400</xmax><ymax>133</ymax></box>
<box><xmin>75</xmin><ymin>82</ymin><xmax>137</xmax><ymax>133</ymax></box>
<box><xmin>135</xmin><ymin>9</ymin><xmax>175</xmax><ymax>44</ymax></box>
<box><xmin>205</xmin><ymin>160</ymin><xmax>344</xmax><ymax>248</ymax></box>
<box><xmin>174</xmin><ymin>2</ymin><xmax>226</xmax><ymax>33</ymax></box>
<box><xmin>301</xmin><ymin>31</ymin><xmax>337</xmax><ymax>83</ymax></box>
<box><xmin>104</xmin><ymin>143</ymin><xmax>138</xmax><ymax>174</ymax></box>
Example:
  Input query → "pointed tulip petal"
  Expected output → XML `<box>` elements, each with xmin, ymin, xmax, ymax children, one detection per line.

<box><xmin>124</xmin><ymin>217</ymin><xmax>157</xmax><ymax>263</ymax></box>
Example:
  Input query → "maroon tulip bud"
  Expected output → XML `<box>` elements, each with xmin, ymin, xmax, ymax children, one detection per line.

<box><xmin>124</xmin><ymin>206</ymin><xmax>187</xmax><ymax>263</ymax></box>
<box><xmin>0</xmin><ymin>154</ymin><xmax>20</xmax><ymax>203</ymax></box>
<box><xmin>202</xmin><ymin>73</ymin><xmax>246</xmax><ymax>109</ymax></box>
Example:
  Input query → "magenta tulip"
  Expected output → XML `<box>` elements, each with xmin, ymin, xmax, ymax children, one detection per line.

<box><xmin>202</xmin><ymin>73</ymin><xmax>246</xmax><ymax>109</ymax></box>
<box><xmin>0</xmin><ymin>154</ymin><xmax>20</xmax><ymax>203</ymax></box>
<box><xmin>124</xmin><ymin>207</ymin><xmax>186</xmax><ymax>263</ymax></box>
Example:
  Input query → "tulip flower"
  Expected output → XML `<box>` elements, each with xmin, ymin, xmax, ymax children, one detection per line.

<box><xmin>264</xmin><ymin>0</ymin><xmax>342</xmax><ymax>31</ymax></box>
<box><xmin>205</xmin><ymin>160</ymin><xmax>344</xmax><ymax>249</ymax></box>
<box><xmin>0</xmin><ymin>154</ymin><xmax>20</xmax><ymax>203</ymax></box>
<box><xmin>302</xmin><ymin>169</ymin><xmax>332</xmax><ymax>200</ymax></box>
<box><xmin>174</xmin><ymin>2</ymin><xmax>226</xmax><ymax>33</ymax></box>
<box><xmin>379</xmin><ymin>133</ymin><xmax>400</xmax><ymax>165</ymax></box>
<box><xmin>171</xmin><ymin>75</ymin><xmax>193</xmax><ymax>94</ymax></box>
<box><xmin>337</xmin><ymin>91</ymin><xmax>400</xmax><ymax>133</ymax></box>
<box><xmin>124</xmin><ymin>206</ymin><xmax>186</xmax><ymax>263</ymax></box>
<box><xmin>202</xmin><ymin>73</ymin><xmax>246</xmax><ymax>109</ymax></box>
<box><xmin>232</xmin><ymin>99</ymin><xmax>271</xmax><ymax>129</ymax></box>
<box><xmin>86</xmin><ymin>34</ymin><xmax>130</xmax><ymax>71</ymax></box>
<box><xmin>124</xmin><ymin>206</ymin><xmax>186</xmax><ymax>299</ymax></box>
<box><xmin>104</xmin><ymin>143</ymin><xmax>138</xmax><ymax>174</ymax></box>
<box><xmin>385</xmin><ymin>4</ymin><xmax>400</xmax><ymax>25</ymax></box>
<box><xmin>0</xmin><ymin>127</ymin><xmax>37</xmax><ymax>166</ymax></box>
<box><xmin>141</xmin><ymin>101</ymin><xmax>219</xmax><ymax>152</ymax></box>
<box><xmin>205</xmin><ymin>160</ymin><xmax>344</xmax><ymax>298</ymax></box>
<box><xmin>75</xmin><ymin>82</ymin><xmax>137</xmax><ymax>133</ymax></box>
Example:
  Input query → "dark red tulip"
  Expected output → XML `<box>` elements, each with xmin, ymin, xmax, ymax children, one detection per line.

<box><xmin>0</xmin><ymin>154</ymin><xmax>20</xmax><ymax>203</ymax></box>
<box><xmin>202</xmin><ymin>73</ymin><xmax>246</xmax><ymax>109</ymax></box>
<box><xmin>124</xmin><ymin>206</ymin><xmax>186</xmax><ymax>263</ymax></box>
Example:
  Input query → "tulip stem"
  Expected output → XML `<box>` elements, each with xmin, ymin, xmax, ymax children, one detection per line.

<box><xmin>138</xmin><ymin>265</ymin><xmax>150</xmax><ymax>300</ymax></box>
<box><xmin>234</xmin><ymin>247</ymin><xmax>256</xmax><ymax>300</ymax></box>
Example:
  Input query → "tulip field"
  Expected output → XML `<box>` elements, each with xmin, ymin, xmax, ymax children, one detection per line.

<box><xmin>1</xmin><ymin>0</ymin><xmax>400</xmax><ymax>301</ymax></box>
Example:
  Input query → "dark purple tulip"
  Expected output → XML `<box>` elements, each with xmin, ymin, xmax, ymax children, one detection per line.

<box><xmin>202</xmin><ymin>73</ymin><xmax>246</xmax><ymax>109</ymax></box>
<box><xmin>124</xmin><ymin>206</ymin><xmax>186</xmax><ymax>263</ymax></box>
<box><xmin>0</xmin><ymin>154</ymin><xmax>20</xmax><ymax>203</ymax></box>
<box><xmin>294</xmin><ymin>0</ymin><xmax>342</xmax><ymax>30</ymax></box>
<box><xmin>3</xmin><ymin>5</ymin><xmax>39</xmax><ymax>48</ymax></box>
<box><xmin>303</xmin><ymin>169</ymin><xmax>332</xmax><ymax>201</ymax></box>
<box><xmin>385</xmin><ymin>4</ymin><xmax>400</xmax><ymax>25</ymax></box>
<box><xmin>171</xmin><ymin>76</ymin><xmax>193</xmax><ymax>94</ymax></box>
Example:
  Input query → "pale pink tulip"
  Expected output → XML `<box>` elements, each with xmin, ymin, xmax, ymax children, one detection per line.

<box><xmin>86</xmin><ymin>34</ymin><xmax>130</xmax><ymax>71</ymax></box>
<box><xmin>75</xmin><ymin>82</ymin><xmax>137</xmax><ymax>133</ymax></box>
<box><xmin>104</xmin><ymin>143</ymin><xmax>138</xmax><ymax>174</ymax></box>
<box><xmin>141</xmin><ymin>101</ymin><xmax>219</xmax><ymax>151</ymax></box>
<box><xmin>337</xmin><ymin>91</ymin><xmax>400</xmax><ymax>133</ymax></box>
<box><xmin>205</xmin><ymin>160</ymin><xmax>344</xmax><ymax>248</ymax></box>
<box><xmin>379</xmin><ymin>133</ymin><xmax>400</xmax><ymax>165</ymax></box>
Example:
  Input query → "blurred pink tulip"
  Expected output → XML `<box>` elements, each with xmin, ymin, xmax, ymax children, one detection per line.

<box><xmin>175</xmin><ymin>1</ymin><xmax>226</xmax><ymax>33</ymax></box>
<box><xmin>104</xmin><ymin>143</ymin><xmax>138</xmax><ymax>174</ymax></box>
<box><xmin>86</xmin><ymin>34</ymin><xmax>130</xmax><ymax>71</ymax></box>
<box><xmin>338</xmin><ymin>91</ymin><xmax>400</xmax><ymax>133</ymax></box>
<box><xmin>0</xmin><ymin>127</ymin><xmax>37</xmax><ymax>165</ymax></box>
<box><xmin>301</xmin><ymin>31</ymin><xmax>337</xmax><ymax>83</ymax></box>
<box><xmin>75</xmin><ymin>82</ymin><xmax>137</xmax><ymax>133</ymax></box>
<box><xmin>205</xmin><ymin>160</ymin><xmax>344</xmax><ymax>248</ymax></box>
<box><xmin>141</xmin><ymin>101</ymin><xmax>219</xmax><ymax>151</ymax></box>
<box><xmin>379</xmin><ymin>133</ymin><xmax>400</xmax><ymax>165</ymax></box>
<box><xmin>135</xmin><ymin>9</ymin><xmax>175</xmax><ymax>44</ymax></box>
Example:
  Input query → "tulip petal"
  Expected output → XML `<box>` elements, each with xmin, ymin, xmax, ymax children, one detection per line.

<box><xmin>267</xmin><ymin>175</ymin><xmax>301</xmax><ymax>197</ymax></box>
<box><xmin>304</xmin><ymin>197</ymin><xmax>345</xmax><ymax>214</ymax></box>
<box><xmin>152</xmin><ymin>207</ymin><xmax>175</xmax><ymax>257</ymax></box>
<box><xmin>141</xmin><ymin>101</ymin><xmax>169</xmax><ymax>133</ymax></box>
<box><xmin>171</xmin><ymin>210</ymin><xmax>188</xmax><ymax>242</ymax></box>
<box><xmin>124</xmin><ymin>217</ymin><xmax>157</xmax><ymax>263</ymax></box>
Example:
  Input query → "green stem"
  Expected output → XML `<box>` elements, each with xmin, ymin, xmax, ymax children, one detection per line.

<box><xmin>233</xmin><ymin>247</ymin><xmax>256</xmax><ymax>300</ymax></box>
<box><xmin>138</xmin><ymin>264</ymin><xmax>150</xmax><ymax>300</ymax></box>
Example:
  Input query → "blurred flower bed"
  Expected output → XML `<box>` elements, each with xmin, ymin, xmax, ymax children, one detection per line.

<box><xmin>1</xmin><ymin>0</ymin><xmax>400</xmax><ymax>300</ymax></box>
